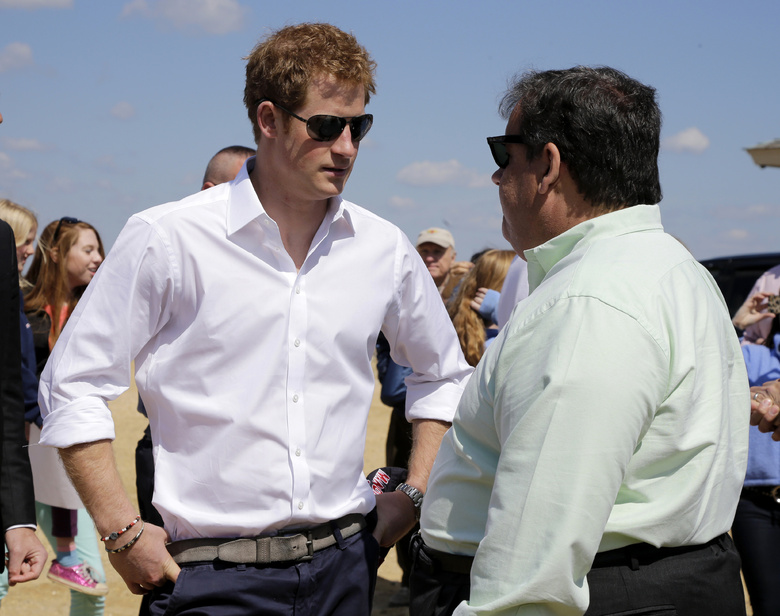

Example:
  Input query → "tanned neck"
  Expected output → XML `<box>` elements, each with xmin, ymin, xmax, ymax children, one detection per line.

<box><xmin>250</xmin><ymin>164</ymin><xmax>329</xmax><ymax>271</ymax></box>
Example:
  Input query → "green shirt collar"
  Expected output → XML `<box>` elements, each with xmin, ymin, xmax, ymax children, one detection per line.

<box><xmin>525</xmin><ymin>204</ymin><xmax>663</xmax><ymax>292</ymax></box>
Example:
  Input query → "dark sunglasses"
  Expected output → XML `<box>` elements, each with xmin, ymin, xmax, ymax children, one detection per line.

<box><xmin>53</xmin><ymin>216</ymin><xmax>80</xmax><ymax>242</ymax></box>
<box><xmin>258</xmin><ymin>98</ymin><xmax>373</xmax><ymax>143</ymax></box>
<box><xmin>487</xmin><ymin>135</ymin><xmax>526</xmax><ymax>169</ymax></box>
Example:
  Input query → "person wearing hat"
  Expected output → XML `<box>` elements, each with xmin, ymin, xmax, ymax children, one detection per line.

<box><xmin>416</xmin><ymin>228</ymin><xmax>473</xmax><ymax>303</ymax></box>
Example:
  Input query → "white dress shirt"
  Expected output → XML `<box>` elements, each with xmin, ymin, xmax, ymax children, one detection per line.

<box><xmin>39</xmin><ymin>159</ymin><xmax>472</xmax><ymax>542</ymax></box>
<box><xmin>421</xmin><ymin>205</ymin><xmax>748</xmax><ymax>615</ymax></box>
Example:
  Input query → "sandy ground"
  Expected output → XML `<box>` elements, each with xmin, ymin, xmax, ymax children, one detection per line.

<box><xmin>1</xmin><ymin>374</ymin><xmax>407</xmax><ymax>615</ymax></box>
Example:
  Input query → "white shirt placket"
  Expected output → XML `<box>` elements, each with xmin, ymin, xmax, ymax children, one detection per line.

<box><xmin>286</xmin><ymin>273</ymin><xmax>310</xmax><ymax>518</ymax></box>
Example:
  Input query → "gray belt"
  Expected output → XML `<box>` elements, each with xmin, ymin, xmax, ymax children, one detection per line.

<box><xmin>167</xmin><ymin>514</ymin><xmax>367</xmax><ymax>565</ymax></box>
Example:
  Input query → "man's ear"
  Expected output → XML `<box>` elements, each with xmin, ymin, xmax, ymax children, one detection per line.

<box><xmin>257</xmin><ymin>101</ymin><xmax>278</xmax><ymax>139</ymax></box>
<box><xmin>201</xmin><ymin>181</ymin><xmax>216</xmax><ymax>191</ymax></box>
<box><xmin>538</xmin><ymin>143</ymin><xmax>562</xmax><ymax>195</ymax></box>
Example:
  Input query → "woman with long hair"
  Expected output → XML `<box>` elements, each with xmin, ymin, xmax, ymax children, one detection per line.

<box><xmin>0</xmin><ymin>200</ymin><xmax>39</xmax><ymax>431</ymax></box>
<box><xmin>25</xmin><ymin>217</ymin><xmax>104</xmax><ymax>356</ymax></box>
<box><xmin>447</xmin><ymin>249</ymin><xmax>515</xmax><ymax>366</ymax></box>
<box><xmin>19</xmin><ymin>214</ymin><xmax>109</xmax><ymax>610</ymax></box>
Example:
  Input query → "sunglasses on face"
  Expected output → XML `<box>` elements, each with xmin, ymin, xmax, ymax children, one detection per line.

<box><xmin>258</xmin><ymin>98</ymin><xmax>373</xmax><ymax>143</ymax></box>
<box><xmin>487</xmin><ymin>135</ymin><xmax>526</xmax><ymax>169</ymax></box>
<box><xmin>53</xmin><ymin>216</ymin><xmax>80</xmax><ymax>242</ymax></box>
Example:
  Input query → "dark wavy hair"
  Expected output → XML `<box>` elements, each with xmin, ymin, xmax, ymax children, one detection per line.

<box><xmin>499</xmin><ymin>66</ymin><xmax>662</xmax><ymax>210</ymax></box>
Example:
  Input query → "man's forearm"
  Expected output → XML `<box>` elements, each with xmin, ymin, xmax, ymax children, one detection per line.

<box><xmin>372</xmin><ymin>418</ymin><xmax>451</xmax><ymax>547</ymax></box>
<box><xmin>60</xmin><ymin>440</ymin><xmax>180</xmax><ymax>593</ymax></box>
<box><xmin>59</xmin><ymin>440</ymin><xmax>139</xmax><ymax>537</ymax></box>
<box><xmin>407</xmin><ymin>418</ymin><xmax>451</xmax><ymax>492</ymax></box>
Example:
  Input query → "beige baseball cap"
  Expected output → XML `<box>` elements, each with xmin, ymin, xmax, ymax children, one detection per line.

<box><xmin>416</xmin><ymin>227</ymin><xmax>454</xmax><ymax>249</ymax></box>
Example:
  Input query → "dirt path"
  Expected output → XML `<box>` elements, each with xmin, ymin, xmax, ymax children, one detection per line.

<box><xmin>2</xmin><ymin>375</ymin><xmax>406</xmax><ymax>615</ymax></box>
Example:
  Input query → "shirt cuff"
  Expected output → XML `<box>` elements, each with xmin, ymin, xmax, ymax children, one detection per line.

<box><xmin>5</xmin><ymin>524</ymin><xmax>38</xmax><ymax>533</ymax></box>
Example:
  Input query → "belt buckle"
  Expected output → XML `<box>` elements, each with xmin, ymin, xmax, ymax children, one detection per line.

<box><xmin>299</xmin><ymin>530</ymin><xmax>314</xmax><ymax>562</ymax></box>
<box><xmin>771</xmin><ymin>486</ymin><xmax>780</xmax><ymax>504</ymax></box>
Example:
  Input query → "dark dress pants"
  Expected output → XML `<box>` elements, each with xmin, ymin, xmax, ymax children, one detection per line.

<box><xmin>386</xmin><ymin>403</ymin><xmax>415</xmax><ymax>585</ymax></box>
<box><xmin>148</xmin><ymin>527</ymin><xmax>379</xmax><ymax>616</ymax></box>
<box><xmin>731</xmin><ymin>490</ymin><xmax>780</xmax><ymax>616</ymax></box>
<box><xmin>410</xmin><ymin>533</ymin><xmax>745</xmax><ymax>616</ymax></box>
<box><xmin>585</xmin><ymin>533</ymin><xmax>745</xmax><ymax>616</ymax></box>
<box><xmin>409</xmin><ymin>534</ymin><xmax>471</xmax><ymax>616</ymax></box>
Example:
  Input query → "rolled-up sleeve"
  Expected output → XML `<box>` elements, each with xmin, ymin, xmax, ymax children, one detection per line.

<box><xmin>39</xmin><ymin>216</ymin><xmax>175</xmax><ymax>449</ymax></box>
<box><xmin>382</xmin><ymin>234</ymin><xmax>472</xmax><ymax>423</ymax></box>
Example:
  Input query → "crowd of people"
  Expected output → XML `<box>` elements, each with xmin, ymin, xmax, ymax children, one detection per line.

<box><xmin>1</xmin><ymin>20</ymin><xmax>780</xmax><ymax>616</ymax></box>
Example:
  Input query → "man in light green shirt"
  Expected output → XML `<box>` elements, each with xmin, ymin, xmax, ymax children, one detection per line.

<box><xmin>410</xmin><ymin>67</ymin><xmax>749</xmax><ymax>616</ymax></box>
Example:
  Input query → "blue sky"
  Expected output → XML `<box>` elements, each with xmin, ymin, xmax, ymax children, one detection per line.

<box><xmin>1</xmin><ymin>0</ymin><xmax>779</xmax><ymax>261</ymax></box>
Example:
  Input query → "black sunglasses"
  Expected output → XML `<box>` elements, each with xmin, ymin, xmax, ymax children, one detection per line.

<box><xmin>487</xmin><ymin>135</ymin><xmax>526</xmax><ymax>169</ymax></box>
<box><xmin>53</xmin><ymin>216</ymin><xmax>80</xmax><ymax>242</ymax></box>
<box><xmin>258</xmin><ymin>98</ymin><xmax>373</xmax><ymax>143</ymax></box>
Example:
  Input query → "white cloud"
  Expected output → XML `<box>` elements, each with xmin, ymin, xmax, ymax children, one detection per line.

<box><xmin>47</xmin><ymin>176</ymin><xmax>76</xmax><ymax>193</ymax></box>
<box><xmin>1</xmin><ymin>137</ymin><xmax>47</xmax><ymax>151</ymax></box>
<box><xmin>94</xmin><ymin>154</ymin><xmax>119</xmax><ymax>171</ymax></box>
<box><xmin>397</xmin><ymin>160</ymin><xmax>493</xmax><ymax>188</ymax></box>
<box><xmin>121</xmin><ymin>0</ymin><xmax>247</xmax><ymax>35</ymax></box>
<box><xmin>388</xmin><ymin>196</ymin><xmax>416</xmax><ymax>209</ymax></box>
<box><xmin>725</xmin><ymin>229</ymin><xmax>749</xmax><ymax>240</ymax></box>
<box><xmin>0</xmin><ymin>0</ymin><xmax>72</xmax><ymax>7</ymax></box>
<box><xmin>111</xmin><ymin>101</ymin><xmax>136</xmax><ymax>120</ymax></box>
<box><xmin>662</xmin><ymin>127</ymin><xmax>710</xmax><ymax>154</ymax></box>
<box><xmin>0</xmin><ymin>151</ymin><xmax>30</xmax><ymax>180</ymax></box>
<box><xmin>0</xmin><ymin>42</ymin><xmax>33</xmax><ymax>73</ymax></box>
<box><xmin>714</xmin><ymin>203</ymin><xmax>780</xmax><ymax>220</ymax></box>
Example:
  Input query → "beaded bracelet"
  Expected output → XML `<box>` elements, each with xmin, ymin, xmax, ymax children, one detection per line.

<box><xmin>100</xmin><ymin>515</ymin><xmax>141</xmax><ymax>542</ymax></box>
<box><xmin>105</xmin><ymin>522</ymin><xmax>145</xmax><ymax>554</ymax></box>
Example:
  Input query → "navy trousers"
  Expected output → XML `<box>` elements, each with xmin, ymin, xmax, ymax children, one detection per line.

<box><xmin>149</xmin><ymin>527</ymin><xmax>379</xmax><ymax>616</ymax></box>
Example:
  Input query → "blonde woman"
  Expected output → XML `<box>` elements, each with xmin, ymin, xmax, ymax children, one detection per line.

<box><xmin>447</xmin><ymin>250</ymin><xmax>515</xmax><ymax>366</ymax></box>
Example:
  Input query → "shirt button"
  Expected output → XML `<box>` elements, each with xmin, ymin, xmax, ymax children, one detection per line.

<box><xmin>295</xmin><ymin>287</ymin><xmax>301</xmax><ymax>294</ymax></box>
<box><xmin>294</xmin><ymin>339</ymin><xmax>301</xmax><ymax>347</ymax></box>
<box><xmin>295</xmin><ymin>448</ymin><xmax>301</xmax><ymax>457</ymax></box>
<box><xmin>292</xmin><ymin>394</ymin><xmax>299</xmax><ymax>403</ymax></box>
<box><xmin>298</xmin><ymin>501</ymin><xmax>304</xmax><ymax>510</ymax></box>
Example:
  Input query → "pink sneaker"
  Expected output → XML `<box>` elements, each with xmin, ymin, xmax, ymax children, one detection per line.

<box><xmin>47</xmin><ymin>560</ymin><xmax>109</xmax><ymax>596</ymax></box>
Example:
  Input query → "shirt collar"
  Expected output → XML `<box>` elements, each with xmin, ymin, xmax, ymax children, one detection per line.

<box><xmin>524</xmin><ymin>204</ymin><xmax>663</xmax><ymax>293</ymax></box>
<box><xmin>226</xmin><ymin>156</ymin><xmax>353</xmax><ymax>237</ymax></box>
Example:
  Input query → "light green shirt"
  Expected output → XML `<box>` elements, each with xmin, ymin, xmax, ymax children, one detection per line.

<box><xmin>420</xmin><ymin>204</ymin><xmax>749</xmax><ymax>616</ymax></box>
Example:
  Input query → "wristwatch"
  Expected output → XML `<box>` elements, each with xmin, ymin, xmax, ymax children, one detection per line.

<box><xmin>395</xmin><ymin>483</ymin><xmax>424</xmax><ymax>519</ymax></box>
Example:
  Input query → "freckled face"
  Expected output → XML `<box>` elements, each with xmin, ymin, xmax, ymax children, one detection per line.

<box><xmin>266</xmin><ymin>76</ymin><xmax>367</xmax><ymax>207</ymax></box>
<box><xmin>65</xmin><ymin>229</ymin><xmax>103</xmax><ymax>290</ymax></box>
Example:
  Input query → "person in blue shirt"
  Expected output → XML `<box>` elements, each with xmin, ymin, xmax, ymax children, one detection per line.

<box><xmin>734</xmin><ymin>294</ymin><xmax>780</xmax><ymax>616</ymax></box>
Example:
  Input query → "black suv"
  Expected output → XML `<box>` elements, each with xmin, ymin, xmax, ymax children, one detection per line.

<box><xmin>699</xmin><ymin>253</ymin><xmax>780</xmax><ymax>318</ymax></box>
